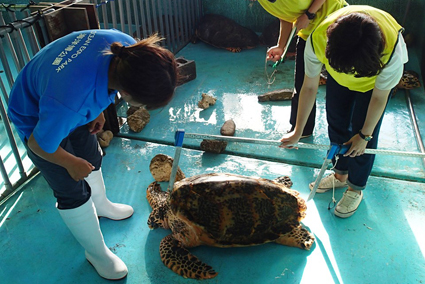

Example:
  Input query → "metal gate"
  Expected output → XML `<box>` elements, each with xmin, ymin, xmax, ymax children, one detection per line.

<box><xmin>93</xmin><ymin>0</ymin><xmax>202</xmax><ymax>54</ymax></box>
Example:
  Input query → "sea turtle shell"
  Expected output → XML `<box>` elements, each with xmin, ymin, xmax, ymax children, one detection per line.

<box><xmin>170</xmin><ymin>173</ymin><xmax>308</xmax><ymax>246</ymax></box>
<box><xmin>195</xmin><ymin>14</ymin><xmax>259</xmax><ymax>52</ymax></box>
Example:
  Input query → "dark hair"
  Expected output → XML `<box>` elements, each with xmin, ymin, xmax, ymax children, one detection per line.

<box><xmin>325</xmin><ymin>13</ymin><xmax>386</xmax><ymax>77</ymax></box>
<box><xmin>109</xmin><ymin>34</ymin><xmax>178</xmax><ymax>109</ymax></box>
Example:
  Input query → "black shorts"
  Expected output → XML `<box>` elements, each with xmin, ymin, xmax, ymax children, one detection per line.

<box><xmin>25</xmin><ymin>125</ymin><xmax>102</xmax><ymax>209</ymax></box>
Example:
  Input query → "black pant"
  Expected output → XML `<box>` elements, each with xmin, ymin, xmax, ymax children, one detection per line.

<box><xmin>25</xmin><ymin>125</ymin><xmax>102</xmax><ymax>209</ymax></box>
<box><xmin>326</xmin><ymin>75</ymin><xmax>390</xmax><ymax>189</ymax></box>
<box><xmin>290</xmin><ymin>37</ymin><xmax>316</xmax><ymax>135</ymax></box>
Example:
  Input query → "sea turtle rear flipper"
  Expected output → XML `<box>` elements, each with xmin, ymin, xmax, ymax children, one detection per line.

<box><xmin>225</xmin><ymin>47</ymin><xmax>242</xmax><ymax>53</ymax></box>
<box><xmin>274</xmin><ymin>225</ymin><xmax>315</xmax><ymax>250</ymax></box>
<box><xmin>160</xmin><ymin>235</ymin><xmax>218</xmax><ymax>279</ymax></box>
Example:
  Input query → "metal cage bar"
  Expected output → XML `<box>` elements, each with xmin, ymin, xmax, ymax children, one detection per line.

<box><xmin>137</xmin><ymin>0</ymin><xmax>147</xmax><ymax>39</ymax></box>
<box><xmin>7</xmin><ymin>11</ymin><xmax>31</xmax><ymax>69</ymax></box>
<box><xmin>144</xmin><ymin>0</ymin><xmax>153</xmax><ymax>35</ymax></box>
<box><xmin>0</xmin><ymin>86</ymin><xmax>26</xmax><ymax>181</ymax></box>
<box><xmin>110</xmin><ymin>0</ymin><xmax>118</xmax><ymax>30</ymax></box>
<box><xmin>156</xmin><ymin>0</ymin><xmax>166</xmax><ymax>45</ymax></box>
<box><xmin>21</xmin><ymin>10</ymin><xmax>41</xmax><ymax>56</ymax></box>
<box><xmin>125</xmin><ymin>0</ymin><xmax>132</xmax><ymax>35</ymax></box>
<box><xmin>0</xmin><ymin>14</ymin><xmax>18</xmax><ymax>88</ymax></box>
<box><xmin>0</xmin><ymin>39</ymin><xmax>15</xmax><ymax>90</ymax></box>
<box><xmin>150</xmin><ymin>0</ymin><xmax>159</xmax><ymax>35</ymax></box>
<box><xmin>101</xmin><ymin>2</ymin><xmax>109</xmax><ymax>29</ymax></box>
<box><xmin>165</xmin><ymin>0</ymin><xmax>176</xmax><ymax>51</ymax></box>
<box><xmin>132</xmin><ymin>0</ymin><xmax>140</xmax><ymax>38</ymax></box>
<box><xmin>0</xmin><ymin>152</ymin><xmax>13</xmax><ymax>203</ymax></box>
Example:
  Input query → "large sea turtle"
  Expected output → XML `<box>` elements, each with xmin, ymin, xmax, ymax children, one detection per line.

<box><xmin>147</xmin><ymin>172</ymin><xmax>315</xmax><ymax>279</ymax></box>
<box><xmin>194</xmin><ymin>14</ymin><xmax>259</xmax><ymax>52</ymax></box>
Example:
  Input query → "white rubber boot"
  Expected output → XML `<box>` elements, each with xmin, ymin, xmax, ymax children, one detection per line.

<box><xmin>85</xmin><ymin>168</ymin><xmax>134</xmax><ymax>220</ymax></box>
<box><xmin>58</xmin><ymin>198</ymin><xmax>128</xmax><ymax>280</ymax></box>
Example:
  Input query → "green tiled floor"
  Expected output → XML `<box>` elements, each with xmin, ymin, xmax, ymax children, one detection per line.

<box><xmin>1</xmin><ymin>41</ymin><xmax>424</xmax><ymax>284</ymax></box>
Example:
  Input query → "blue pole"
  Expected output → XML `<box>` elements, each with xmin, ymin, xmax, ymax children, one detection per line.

<box><xmin>307</xmin><ymin>143</ymin><xmax>349</xmax><ymax>201</ymax></box>
<box><xmin>167</xmin><ymin>129</ymin><xmax>185</xmax><ymax>193</ymax></box>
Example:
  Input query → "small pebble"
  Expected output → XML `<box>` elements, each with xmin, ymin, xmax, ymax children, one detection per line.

<box><xmin>220</xmin><ymin>119</ymin><xmax>236</xmax><ymax>136</ymax></box>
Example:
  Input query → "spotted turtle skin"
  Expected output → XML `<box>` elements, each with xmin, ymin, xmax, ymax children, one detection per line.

<box><xmin>147</xmin><ymin>173</ymin><xmax>315</xmax><ymax>279</ymax></box>
<box><xmin>397</xmin><ymin>70</ymin><xmax>421</xmax><ymax>89</ymax></box>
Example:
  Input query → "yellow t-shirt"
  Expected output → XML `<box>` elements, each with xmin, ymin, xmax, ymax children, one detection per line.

<box><xmin>257</xmin><ymin>0</ymin><xmax>348</xmax><ymax>40</ymax></box>
<box><xmin>311</xmin><ymin>5</ymin><xmax>403</xmax><ymax>92</ymax></box>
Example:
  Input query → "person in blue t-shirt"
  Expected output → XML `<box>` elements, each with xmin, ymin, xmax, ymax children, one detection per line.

<box><xmin>7</xmin><ymin>29</ymin><xmax>178</xmax><ymax>280</ymax></box>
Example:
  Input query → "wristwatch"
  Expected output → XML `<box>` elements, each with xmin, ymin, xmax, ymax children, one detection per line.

<box><xmin>305</xmin><ymin>10</ymin><xmax>316</xmax><ymax>20</ymax></box>
<box><xmin>358</xmin><ymin>130</ymin><xmax>373</xmax><ymax>142</ymax></box>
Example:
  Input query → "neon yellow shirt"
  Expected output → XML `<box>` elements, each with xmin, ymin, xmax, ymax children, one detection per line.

<box><xmin>257</xmin><ymin>0</ymin><xmax>348</xmax><ymax>40</ymax></box>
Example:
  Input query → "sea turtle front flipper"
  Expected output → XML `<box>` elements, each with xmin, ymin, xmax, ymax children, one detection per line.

<box><xmin>160</xmin><ymin>235</ymin><xmax>218</xmax><ymax>279</ymax></box>
<box><xmin>273</xmin><ymin>176</ymin><xmax>293</xmax><ymax>188</ymax></box>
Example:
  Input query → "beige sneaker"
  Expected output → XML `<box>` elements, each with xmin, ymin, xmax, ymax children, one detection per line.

<box><xmin>334</xmin><ymin>190</ymin><xmax>363</xmax><ymax>218</ymax></box>
<box><xmin>286</xmin><ymin>129</ymin><xmax>312</xmax><ymax>139</ymax></box>
<box><xmin>309</xmin><ymin>173</ymin><xmax>348</xmax><ymax>193</ymax></box>
<box><xmin>300</xmin><ymin>133</ymin><xmax>312</xmax><ymax>139</ymax></box>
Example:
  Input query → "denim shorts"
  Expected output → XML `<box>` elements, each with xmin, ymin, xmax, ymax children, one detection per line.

<box><xmin>25</xmin><ymin>125</ymin><xmax>102</xmax><ymax>209</ymax></box>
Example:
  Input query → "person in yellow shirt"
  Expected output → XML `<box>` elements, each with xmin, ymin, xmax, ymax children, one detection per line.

<box><xmin>258</xmin><ymin>0</ymin><xmax>348</xmax><ymax>138</ymax></box>
<box><xmin>280</xmin><ymin>6</ymin><xmax>408</xmax><ymax>218</ymax></box>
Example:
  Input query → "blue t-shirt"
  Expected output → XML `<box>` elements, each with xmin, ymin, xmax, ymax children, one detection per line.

<box><xmin>8</xmin><ymin>29</ymin><xmax>136</xmax><ymax>153</ymax></box>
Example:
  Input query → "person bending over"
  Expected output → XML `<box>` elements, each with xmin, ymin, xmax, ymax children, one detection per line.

<box><xmin>280</xmin><ymin>6</ymin><xmax>408</xmax><ymax>218</ymax></box>
<box><xmin>7</xmin><ymin>29</ymin><xmax>178</xmax><ymax>279</ymax></box>
<box><xmin>258</xmin><ymin>0</ymin><xmax>348</xmax><ymax>137</ymax></box>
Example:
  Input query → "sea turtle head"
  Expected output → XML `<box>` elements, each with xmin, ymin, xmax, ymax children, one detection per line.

<box><xmin>147</xmin><ymin>181</ymin><xmax>171</xmax><ymax>229</ymax></box>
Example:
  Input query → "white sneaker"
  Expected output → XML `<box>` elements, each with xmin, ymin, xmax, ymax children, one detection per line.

<box><xmin>309</xmin><ymin>173</ymin><xmax>348</xmax><ymax>193</ymax></box>
<box><xmin>334</xmin><ymin>190</ymin><xmax>363</xmax><ymax>218</ymax></box>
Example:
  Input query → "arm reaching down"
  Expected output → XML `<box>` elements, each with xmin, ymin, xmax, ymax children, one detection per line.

<box><xmin>280</xmin><ymin>74</ymin><xmax>321</xmax><ymax>147</ymax></box>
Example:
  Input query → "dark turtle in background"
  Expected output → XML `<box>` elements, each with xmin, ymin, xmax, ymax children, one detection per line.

<box><xmin>147</xmin><ymin>172</ymin><xmax>314</xmax><ymax>279</ymax></box>
<box><xmin>194</xmin><ymin>14</ymin><xmax>259</xmax><ymax>52</ymax></box>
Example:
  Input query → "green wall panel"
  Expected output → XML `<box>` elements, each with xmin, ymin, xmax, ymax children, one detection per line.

<box><xmin>202</xmin><ymin>0</ymin><xmax>275</xmax><ymax>33</ymax></box>
<box><xmin>349</xmin><ymin>0</ymin><xmax>406</xmax><ymax>24</ymax></box>
<box><xmin>1</xmin><ymin>0</ymin><xmax>423</xmax><ymax>76</ymax></box>
<box><xmin>202</xmin><ymin>0</ymin><xmax>424</xmax><ymax>76</ymax></box>
<box><xmin>402</xmin><ymin>0</ymin><xmax>425</xmax><ymax>77</ymax></box>
<box><xmin>202</xmin><ymin>0</ymin><xmax>409</xmax><ymax>33</ymax></box>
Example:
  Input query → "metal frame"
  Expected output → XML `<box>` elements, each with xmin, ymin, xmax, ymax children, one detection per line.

<box><xmin>0</xmin><ymin>7</ymin><xmax>49</xmax><ymax>204</ymax></box>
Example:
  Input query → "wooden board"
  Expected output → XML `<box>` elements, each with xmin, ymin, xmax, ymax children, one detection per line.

<box><xmin>73</xmin><ymin>3</ymin><xmax>100</xmax><ymax>29</ymax></box>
